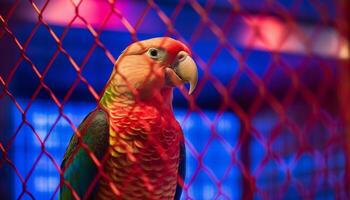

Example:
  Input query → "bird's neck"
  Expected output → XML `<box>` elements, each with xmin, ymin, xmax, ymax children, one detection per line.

<box><xmin>100</xmin><ymin>86</ymin><xmax>174</xmax><ymax>113</ymax></box>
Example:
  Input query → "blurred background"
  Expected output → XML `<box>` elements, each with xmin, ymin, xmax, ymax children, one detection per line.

<box><xmin>0</xmin><ymin>0</ymin><xmax>349</xmax><ymax>199</ymax></box>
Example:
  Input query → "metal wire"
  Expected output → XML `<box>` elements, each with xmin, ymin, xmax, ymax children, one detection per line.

<box><xmin>0</xmin><ymin>0</ymin><xmax>349</xmax><ymax>199</ymax></box>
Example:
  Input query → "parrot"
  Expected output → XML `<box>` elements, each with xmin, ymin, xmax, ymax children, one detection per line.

<box><xmin>60</xmin><ymin>37</ymin><xmax>198</xmax><ymax>200</ymax></box>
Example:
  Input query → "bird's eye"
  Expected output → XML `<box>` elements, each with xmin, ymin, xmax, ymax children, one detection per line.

<box><xmin>150</xmin><ymin>49</ymin><xmax>158</xmax><ymax>57</ymax></box>
<box><xmin>147</xmin><ymin>48</ymin><xmax>162</xmax><ymax>60</ymax></box>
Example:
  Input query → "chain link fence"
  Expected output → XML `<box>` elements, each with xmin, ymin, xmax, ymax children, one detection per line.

<box><xmin>1</xmin><ymin>0</ymin><xmax>349</xmax><ymax>199</ymax></box>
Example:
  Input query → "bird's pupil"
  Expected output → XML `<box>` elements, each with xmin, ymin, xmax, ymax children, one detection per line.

<box><xmin>150</xmin><ymin>49</ymin><xmax>158</xmax><ymax>57</ymax></box>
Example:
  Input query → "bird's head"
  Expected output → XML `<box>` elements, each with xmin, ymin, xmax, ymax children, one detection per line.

<box><xmin>105</xmin><ymin>37</ymin><xmax>198</xmax><ymax>106</ymax></box>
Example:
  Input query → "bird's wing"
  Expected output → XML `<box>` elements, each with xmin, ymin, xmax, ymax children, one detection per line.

<box><xmin>60</xmin><ymin>108</ymin><xmax>109</xmax><ymax>200</ymax></box>
<box><xmin>174</xmin><ymin>132</ymin><xmax>186</xmax><ymax>200</ymax></box>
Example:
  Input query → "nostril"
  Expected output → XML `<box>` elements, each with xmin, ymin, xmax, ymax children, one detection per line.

<box><xmin>177</xmin><ymin>52</ymin><xmax>187</xmax><ymax>61</ymax></box>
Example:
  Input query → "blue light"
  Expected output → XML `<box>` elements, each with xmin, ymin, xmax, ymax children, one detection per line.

<box><xmin>12</xmin><ymin>99</ymin><xmax>241</xmax><ymax>199</ymax></box>
<box><xmin>13</xmin><ymin>100</ymin><xmax>95</xmax><ymax>199</ymax></box>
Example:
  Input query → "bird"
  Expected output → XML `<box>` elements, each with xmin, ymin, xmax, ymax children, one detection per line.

<box><xmin>59</xmin><ymin>37</ymin><xmax>198</xmax><ymax>200</ymax></box>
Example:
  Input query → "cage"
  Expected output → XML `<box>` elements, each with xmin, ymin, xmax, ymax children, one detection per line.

<box><xmin>0</xmin><ymin>0</ymin><xmax>349</xmax><ymax>199</ymax></box>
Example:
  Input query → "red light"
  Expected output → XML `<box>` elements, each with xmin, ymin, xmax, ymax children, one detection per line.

<box><xmin>239</xmin><ymin>15</ymin><xmax>348</xmax><ymax>59</ymax></box>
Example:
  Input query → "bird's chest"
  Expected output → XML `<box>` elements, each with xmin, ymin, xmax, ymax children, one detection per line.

<box><xmin>109</xmin><ymin>105</ymin><xmax>181</xmax><ymax>156</ymax></box>
<box><xmin>94</xmin><ymin>105</ymin><xmax>182</xmax><ymax>199</ymax></box>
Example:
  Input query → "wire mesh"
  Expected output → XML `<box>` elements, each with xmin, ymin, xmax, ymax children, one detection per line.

<box><xmin>0</xmin><ymin>0</ymin><xmax>349</xmax><ymax>199</ymax></box>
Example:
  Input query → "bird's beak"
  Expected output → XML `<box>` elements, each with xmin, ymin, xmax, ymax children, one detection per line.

<box><xmin>165</xmin><ymin>51</ymin><xmax>198</xmax><ymax>94</ymax></box>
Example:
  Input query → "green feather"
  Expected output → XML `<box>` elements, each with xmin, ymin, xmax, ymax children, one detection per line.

<box><xmin>60</xmin><ymin>109</ymin><xmax>109</xmax><ymax>200</ymax></box>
